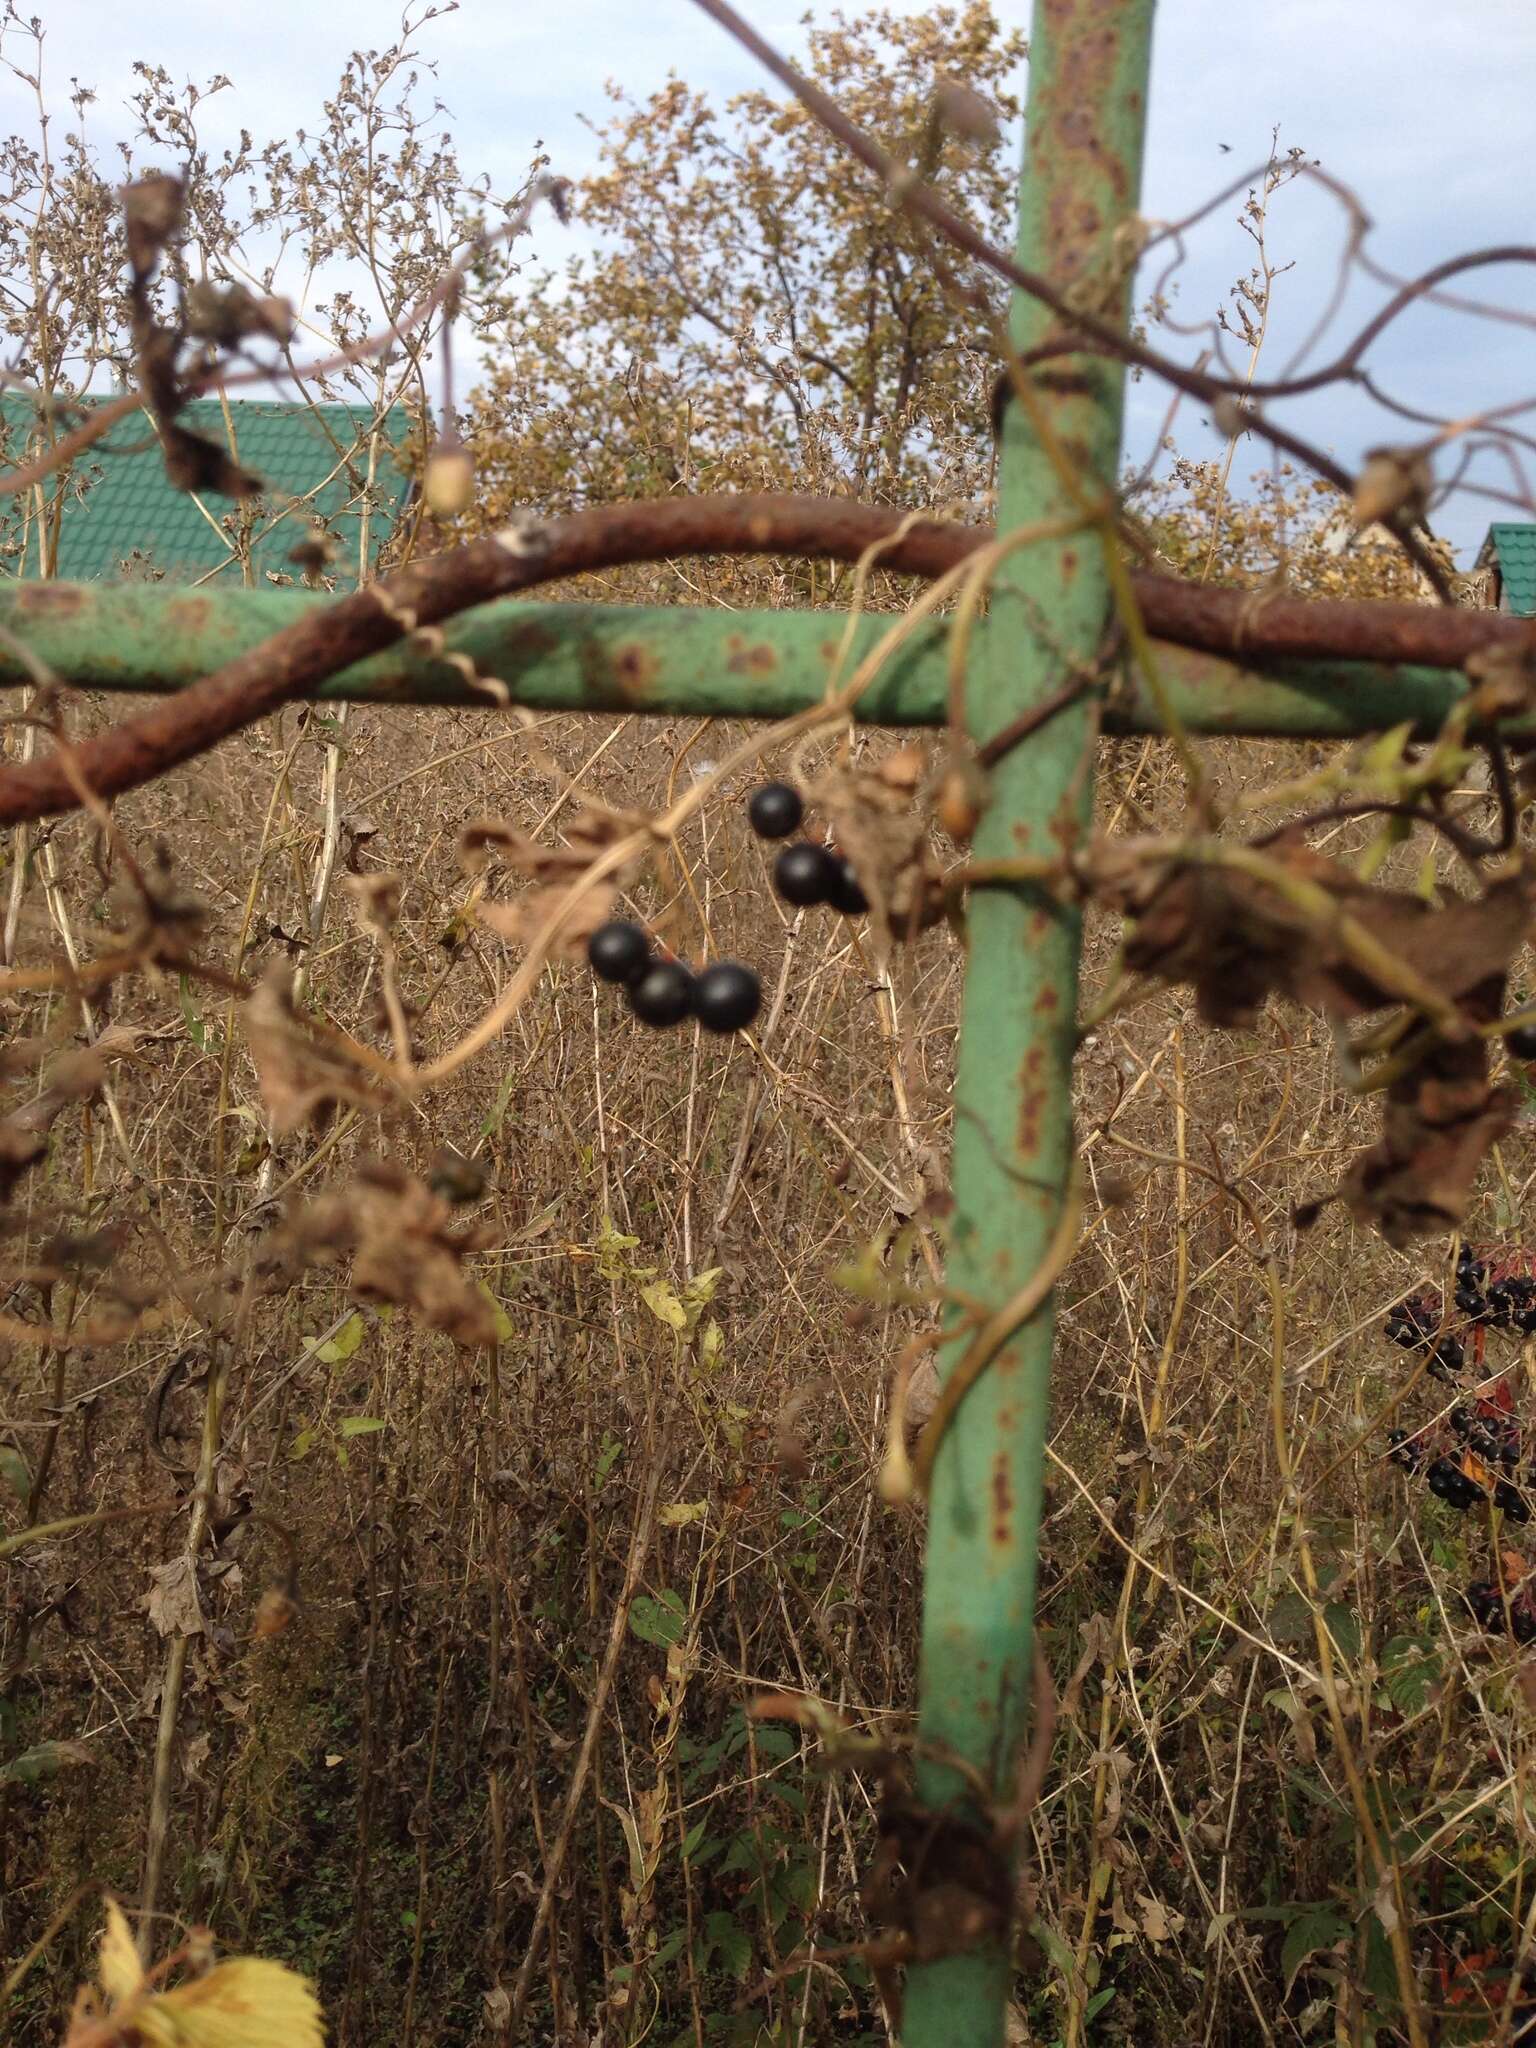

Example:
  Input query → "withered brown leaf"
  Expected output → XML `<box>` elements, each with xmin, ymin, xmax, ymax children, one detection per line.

<box><xmin>347</xmin><ymin>1160</ymin><xmax>501</xmax><ymax>1348</ymax></box>
<box><xmin>240</xmin><ymin>963</ymin><xmax>389</xmax><ymax>1137</ymax></box>
<box><xmin>461</xmin><ymin>805</ymin><xmax>646</xmax><ymax>959</ymax></box>
<box><xmin>1339</xmin><ymin>1033</ymin><xmax>1516</xmax><ymax>1248</ymax></box>
<box><xmin>809</xmin><ymin>758</ymin><xmax>945</xmax><ymax>951</ymax></box>
<box><xmin>141</xmin><ymin>1556</ymin><xmax>205</xmax><ymax>1639</ymax></box>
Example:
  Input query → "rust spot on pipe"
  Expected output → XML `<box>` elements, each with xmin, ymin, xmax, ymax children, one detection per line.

<box><xmin>991</xmin><ymin>1451</ymin><xmax>1013</xmax><ymax>1546</ymax></box>
<box><xmin>726</xmin><ymin>636</ymin><xmax>778</xmax><ymax>676</ymax></box>
<box><xmin>610</xmin><ymin>643</ymin><xmax>659</xmax><ymax>704</ymax></box>
<box><xmin>14</xmin><ymin>584</ymin><xmax>84</xmax><ymax>618</ymax></box>
<box><xmin>1018</xmin><ymin>1044</ymin><xmax>1046</xmax><ymax>1155</ymax></box>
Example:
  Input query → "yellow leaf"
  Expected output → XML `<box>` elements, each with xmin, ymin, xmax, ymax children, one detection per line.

<box><xmin>99</xmin><ymin>1897</ymin><xmax>144</xmax><ymax>2006</ymax></box>
<box><xmin>657</xmin><ymin>1500</ymin><xmax>708</xmax><ymax>1528</ymax></box>
<box><xmin>640</xmin><ymin>1279</ymin><xmax>687</xmax><ymax>1332</ymax></box>
<box><xmin>135</xmin><ymin>1956</ymin><xmax>325</xmax><ymax>2048</ymax></box>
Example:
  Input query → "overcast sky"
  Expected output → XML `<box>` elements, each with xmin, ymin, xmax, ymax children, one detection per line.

<box><xmin>8</xmin><ymin>0</ymin><xmax>1535</xmax><ymax>559</ymax></box>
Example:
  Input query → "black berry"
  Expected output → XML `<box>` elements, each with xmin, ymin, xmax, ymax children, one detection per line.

<box><xmin>747</xmin><ymin>781</ymin><xmax>805</xmax><ymax>840</ymax></box>
<box><xmin>626</xmin><ymin>961</ymin><xmax>697</xmax><ymax>1028</ymax></box>
<box><xmin>1496</xmin><ymin>1478</ymin><xmax>1533</xmax><ymax>1522</ymax></box>
<box><xmin>1428</xmin><ymin>1455</ymin><xmax>1484</xmax><ymax>1510</ymax></box>
<box><xmin>773</xmin><ymin>842</ymin><xmax>840</xmax><ymax>908</ymax></box>
<box><xmin>1509</xmin><ymin>1022</ymin><xmax>1536</xmax><ymax>1060</ymax></box>
<box><xmin>589</xmin><ymin>919</ymin><xmax>652</xmax><ymax>985</ymax></box>
<box><xmin>828</xmin><ymin>855</ymin><xmax>869</xmax><ymax>917</ymax></box>
<box><xmin>695</xmin><ymin>961</ymin><xmax>762</xmax><ymax>1035</ymax></box>
<box><xmin>1466</xmin><ymin>1580</ymin><xmax>1505</xmax><ymax>1629</ymax></box>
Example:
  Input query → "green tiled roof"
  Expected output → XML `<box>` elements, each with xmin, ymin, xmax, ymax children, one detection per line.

<box><xmin>0</xmin><ymin>396</ymin><xmax>415</xmax><ymax>586</ymax></box>
<box><xmin>1477</xmin><ymin>523</ymin><xmax>1536</xmax><ymax>618</ymax></box>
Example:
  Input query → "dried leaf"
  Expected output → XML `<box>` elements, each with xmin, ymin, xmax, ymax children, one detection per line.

<box><xmin>98</xmin><ymin>1897</ymin><xmax>143</xmax><ymax>2006</ymax></box>
<box><xmin>240</xmin><ymin>963</ymin><xmax>388</xmax><ymax>1137</ymax></box>
<box><xmin>809</xmin><ymin>760</ymin><xmax>945</xmax><ymax>952</ymax></box>
<box><xmin>1339</xmin><ymin>1048</ymin><xmax>1515</xmax><ymax>1248</ymax></box>
<box><xmin>142</xmin><ymin>1555</ymin><xmax>205</xmax><ymax>1639</ymax></box>
<box><xmin>462</xmin><ymin>804</ymin><xmax>646</xmax><ymax>960</ymax></box>
<box><xmin>1096</xmin><ymin>841</ymin><xmax>1536</xmax><ymax>1032</ymax></box>
<box><xmin>344</xmin><ymin>1160</ymin><xmax>501</xmax><ymax>1349</ymax></box>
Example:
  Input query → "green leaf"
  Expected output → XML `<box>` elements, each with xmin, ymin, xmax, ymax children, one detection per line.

<box><xmin>317</xmin><ymin>1311</ymin><xmax>365</xmax><ymax>1364</ymax></box>
<box><xmin>338</xmin><ymin>1415</ymin><xmax>387</xmax><ymax>1439</ymax></box>
<box><xmin>595</xmin><ymin>1432</ymin><xmax>624</xmax><ymax>1486</ymax></box>
<box><xmin>1322</xmin><ymin>1603</ymin><xmax>1361</xmax><ymax>1661</ymax></box>
<box><xmin>1029</xmin><ymin>1915</ymin><xmax>1077</xmax><ymax>1987</ymax></box>
<box><xmin>0</xmin><ymin>1738</ymin><xmax>92</xmax><ymax>1786</ymax></box>
<box><xmin>703</xmin><ymin>1910</ymin><xmax>753</xmax><ymax>1981</ymax></box>
<box><xmin>1281</xmin><ymin>1905</ymin><xmax>1351</xmax><ymax>1992</ymax></box>
<box><xmin>178</xmin><ymin>972</ymin><xmax>209</xmax><ymax>1052</ymax></box>
<box><xmin>0</xmin><ymin>1444</ymin><xmax>31</xmax><ymax>1501</ymax></box>
<box><xmin>476</xmin><ymin>1280</ymin><xmax>514</xmax><ymax>1344</ymax></box>
<box><xmin>290</xmin><ymin>1427</ymin><xmax>317</xmax><ymax>1462</ymax></box>
<box><xmin>595</xmin><ymin>1214</ymin><xmax>641</xmax><ymax>1281</ymax></box>
<box><xmin>1084</xmin><ymin>1985</ymin><xmax>1116</xmax><ymax>2021</ymax></box>
<box><xmin>1266</xmin><ymin>1591</ymin><xmax>1313</xmax><ymax>1644</ymax></box>
<box><xmin>629</xmin><ymin>1589</ymin><xmax>687</xmax><ymax>1647</ymax></box>
<box><xmin>683</xmin><ymin>1267</ymin><xmax>723</xmax><ymax>1317</ymax></box>
<box><xmin>1380</xmin><ymin>1636</ymin><xmax>1438</xmax><ymax>1716</ymax></box>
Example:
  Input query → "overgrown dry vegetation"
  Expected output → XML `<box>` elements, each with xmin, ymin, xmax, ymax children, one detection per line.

<box><xmin>5</xmin><ymin>7</ymin><xmax>1536</xmax><ymax>2048</ymax></box>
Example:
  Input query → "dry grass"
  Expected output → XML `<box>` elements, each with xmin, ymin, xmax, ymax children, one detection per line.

<box><xmin>2</xmin><ymin>678</ymin><xmax>1535</xmax><ymax>2048</ymax></box>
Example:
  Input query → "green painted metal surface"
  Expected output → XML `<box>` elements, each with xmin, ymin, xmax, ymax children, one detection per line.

<box><xmin>902</xmin><ymin>2</ymin><xmax>1153</xmax><ymax>2042</ymax></box>
<box><xmin>1480</xmin><ymin>521</ymin><xmax>1536</xmax><ymax>617</ymax></box>
<box><xmin>0</xmin><ymin>396</ymin><xmax>412</xmax><ymax>585</ymax></box>
<box><xmin>0</xmin><ymin>584</ymin><xmax>1493</xmax><ymax>739</ymax></box>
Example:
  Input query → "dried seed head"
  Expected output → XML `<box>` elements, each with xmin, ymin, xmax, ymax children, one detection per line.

<box><xmin>424</xmin><ymin>436</ymin><xmax>475</xmax><ymax>519</ymax></box>
<box><xmin>935</xmin><ymin>758</ymin><xmax>986</xmax><ymax>845</ymax></box>
<box><xmin>932</xmin><ymin>77</ymin><xmax>1001</xmax><ymax>145</ymax></box>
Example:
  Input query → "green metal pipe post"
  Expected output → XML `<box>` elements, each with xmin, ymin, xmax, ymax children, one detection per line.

<box><xmin>903</xmin><ymin>6</ymin><xmax>1154</xmax><ymax>2045</ymax></box>
<box><xmin>0</xmin><ymin>585</ymin><xmax>1496</xmax><ymax>739</ymax></box>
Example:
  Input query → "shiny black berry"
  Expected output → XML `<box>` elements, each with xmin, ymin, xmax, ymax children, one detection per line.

<box><xmin>1387</xmin><ymin>1428</ymin><xmax>1426</xmax><ymax>1473</ymax></box>
<box><xmin>695</xmin><ymin>962</ymin><xmax>762</xmax><ymax>1035</ymax></box>
<box><xmin>1466</xmin><ymin>1580</ymin><xmax>1505</xmax><ymax>1629</ymax></box>
<box><xmin>1428</xmin><ymin>1456</ymin><xmax>1484</xmax><ymax>1510</ymax></box>
<box><xmin>1495</xmin><ymin>1478</ymin><xmax>1532</xmax><ymax>1523</ymax></box>
<box><xmin>589</xmin><ymin>919</ymin><xmax>652</xmax><ymax>985</ymax></box>
<box><xmin>773</xmin><ymin>842</ymin><xmax>840</xmax><ymax>908</ymax></box>
<box><xmin>1509</xmin><ymin>1022</ymin><xmax>1536</xmax><ymax>1060</ymax></box>
<box><xmin>828</xmin><ymin>855</ymin><xmax>869</xmax><ymax>917</ymax></box>
<box><xmin>626</xmin><ymin>961</ymin><xmax>697</xmax><ymax>1028</ymax></box>
<box><xmin>747</xmin><ymin>781</ymin><xmax>805</xmax><ymax>840</ymax></box>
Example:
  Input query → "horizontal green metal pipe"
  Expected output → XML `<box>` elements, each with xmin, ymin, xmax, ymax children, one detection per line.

<box><xmin>0</xmin><ymin>583</ymin><xmax>1492</xmax><ymax>739</ymax></box>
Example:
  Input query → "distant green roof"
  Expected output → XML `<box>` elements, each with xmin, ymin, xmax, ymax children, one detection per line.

<box><xmin>0</xmin><ymin>396</ymin><xmax>415</xmax><ymax>586</ymax></box>
<box><xmin>1476</xmin><ymin>523</ymin><xmax>1536</xmax><ymax>618</ymax></box>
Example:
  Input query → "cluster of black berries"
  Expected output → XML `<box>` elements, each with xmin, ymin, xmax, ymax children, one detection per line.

<box><xmin>583</xmin><ymin>778</ymin><xmax>868</xmax><ymax>1035</ymax></box>
<box><xmin>747</xmin><ymin>781</ymin><xmax>869</xmax><ymax>917</ymax></box>
<box><xmin>1383</xmin><ymin>1289</ymin><xmax>1465</xmax><ymax>1379</ymax></box>
<box><xmin>1387</xmin><ymin>1400</ymin><xmax>1530</xmax><ymax>1520</ymax></box>
<box><xmin>588</xmin><ymin>919</ymin><xmax>762</xmax><ymax>1034</ymax></box>
<box><xmin>1464</xmin><ymin>1578</ymin><xmax>1536</xmax><ymax>1641</ymax></box>
<box><xmin>1455</xmin><ymin>1245</ymin><xmax>1536</xmax><ymax>1333</ymax></box>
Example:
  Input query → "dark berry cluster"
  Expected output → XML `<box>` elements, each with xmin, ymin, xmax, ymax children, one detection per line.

<box><xmin>748</xmin><ymin>780</ymin><xmax>869</xmax><ymax>917</ymax></box>
<box><xmin>1465</xmin><ymin>1577</ymin><xmax>1536</xmax><ymax>1641</ymax></box>
<box><xmin>1383</xmin><ymin>1289</ymin><xmax>1465</xmax><ymax>1378</ymax></box>
<box><xmin>587</xmin><ymin>919</ymin><xmax>761</xmax><ymax>1035</ymax></box>
<box><xmin>583</xmin><ymin>774</ymin><xmax>862</xmax><ymax>1036</ymax></box>
<box><xmin>1387</xmin><ymin>1401</ymin><xmax>1530</xmax><ymax>1520</ymax></box>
